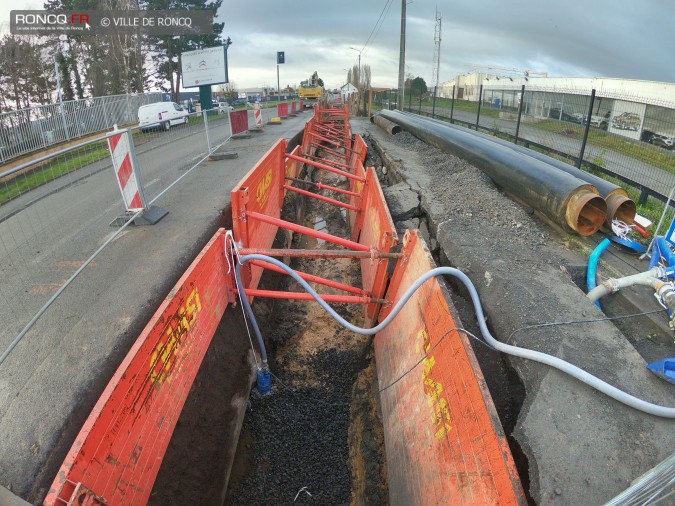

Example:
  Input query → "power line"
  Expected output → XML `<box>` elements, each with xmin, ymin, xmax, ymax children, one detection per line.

<box><xmin>361</xmin><ymin>0</ymin><xmax>394</xmax><ymax>57</ymax></box>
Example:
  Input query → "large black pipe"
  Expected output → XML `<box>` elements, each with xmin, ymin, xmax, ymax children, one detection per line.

<box><xmin>372</xmin><ymin>114</ymin><xmax>402</xmax><ymax>135</ymax></box>
<box><xmin>396</xmin><ymin>111</ymin><xmax>635</xmax><ymax>226</ymax></box>
<box><xmin>378</xmin><ymin>109</ymin><xmax>607</xmax><ymax>236</ymax></box>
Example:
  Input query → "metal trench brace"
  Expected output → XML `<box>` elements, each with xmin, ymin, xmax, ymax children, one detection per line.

<box><xmin>230</xmin><ymin>102</ymin><xmax>398</xmax><ymax>390</ymax></box>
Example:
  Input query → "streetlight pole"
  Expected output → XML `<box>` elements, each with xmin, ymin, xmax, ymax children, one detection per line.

<box><xmin>54</xmin><ymin>58</ymin><xmax>70</xmax><ymax>140</ymax></box>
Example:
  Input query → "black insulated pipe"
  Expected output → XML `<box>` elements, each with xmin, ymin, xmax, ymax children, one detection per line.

<box><xmin>371</xmin><ymin>114</ymin><xmax>402</xmax><ymax>135</ymax></box>
<box><xmin>398</xmin><ymin>111</ymin><xmax>636</xmax><ymax>226</ymax></box>
<box><xmin>378</xmin><ymin>110</ymin><xmax>607</xmax><ymax>236</ymax></box>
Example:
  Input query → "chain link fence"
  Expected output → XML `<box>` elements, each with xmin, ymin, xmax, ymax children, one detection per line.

<box><xmin>0</xmin><ymin>93</ymin><xmax>163</xmax><ymax>164</ymax></box>
<box><xmin>0</xmin><ymin>105</ymin><xmax>240</xmax><ymax>364</ymax></box>
<box><xmin>372</xmin><ymin>86</ymin><xmax>675</xmax><ymax>208</ymax></box>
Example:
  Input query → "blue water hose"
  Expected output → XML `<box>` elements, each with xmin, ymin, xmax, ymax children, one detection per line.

<box><xmin>656</xmin><ymin>237</ymin><xmax>675</xmax><ymax>267</ymax></box>
<box><xmin>587</xmin><ymin>238</ymin><xmax>611</xmax><ymax>310</ymax></box>
<box><xmin>235</xmin><ymin>253</ymin><xmax>675</xmax><ymax>418</ymax></box>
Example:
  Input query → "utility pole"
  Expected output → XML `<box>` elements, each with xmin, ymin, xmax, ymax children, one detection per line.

<box><xmin>397</xmin><ymin>0</ymin><xmax>406</xmax><ymax>110</ymax></box>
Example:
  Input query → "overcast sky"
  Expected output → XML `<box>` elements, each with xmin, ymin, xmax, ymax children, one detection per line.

<box><xmin>2</xmin><ymin>0</ymin><xmax>673</xmax><ymax>91</ymax></box>
<box><xmin>218</xmin><ymin>0</ymin><xmax>675</xmax><ymax>91</ymax></box>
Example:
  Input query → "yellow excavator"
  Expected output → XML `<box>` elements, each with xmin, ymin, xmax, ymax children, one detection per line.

<box><xmin>298</xmin><ymin>71</ymin><xmax>323</xmax><ymax>107</ymax></box>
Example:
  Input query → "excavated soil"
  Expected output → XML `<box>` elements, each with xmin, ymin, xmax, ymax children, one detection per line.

<box><xmin>224</xmin><ymin>158</ymin><xmax>388</xmax><ymax>504</ymax></box>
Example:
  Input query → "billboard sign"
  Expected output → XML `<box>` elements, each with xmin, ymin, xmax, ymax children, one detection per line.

<box><xmin>608</xmin><ymin>100</ymin><xmax>646</xmax><ymax>141</ymax></box>
<box><xmin>181</xmin><ymin>45</ymin><xmax>228</xmax><ymax>88</ymax></box>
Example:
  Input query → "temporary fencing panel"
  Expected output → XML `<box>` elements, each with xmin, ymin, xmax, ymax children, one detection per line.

<box><xmin>44</xmin><ymin>229</ymin><xmax>234</xmax><ymax>506</ymax></box>
<box><xmin>375</xmin><ymin>231</ymin><xmax>526</xmax><ymax>506</ymax></box>
<box><xmin>278</xmin><ymin>103</ymin><xmax>289</xmax><ymax>118</ymax></box>
<box><xmin>232</xmin><ymin>139</ymin><xmax>288</xmax><ymax>291</ymax></box>
<box><xmin>351</xmin><ymin>134</ymin><xmax>368</xmax><ymax>167</ymax></box>
<box><xmin>108</xmin><ymin>130</ymin><xmax>145</xmax><ymax>211</ymax></box>
<box><xmin>291</xmin><ymin>102</ymin><xmax>297</xmax><ymax>114</ymax></box>
<box><xmin>230</xmin><ymin>110</ymin><xmax>249</xmax><ymax>135</ymax></box>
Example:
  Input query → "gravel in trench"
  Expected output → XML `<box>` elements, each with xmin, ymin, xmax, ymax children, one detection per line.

<box><xmin>225</xmin><ymin>160</ymin><xmax>387</xmax><ymax>505</ymax></box>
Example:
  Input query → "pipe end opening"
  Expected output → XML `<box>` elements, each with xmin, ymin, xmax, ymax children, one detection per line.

<box><xmin>569</xmin><ymin>193</ymin><xmax>607</xmax><ymax>236</ymax></box>
<box><xmin>606</xmin><ymin>194</ymin><xmax>637</xmax><ymax>226</ymax></box>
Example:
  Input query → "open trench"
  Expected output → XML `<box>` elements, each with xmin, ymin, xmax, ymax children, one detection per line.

<box><xmin>150</xmin><ymin>130</ymin><xmax>531</xmax><ymax>505</ymax></box>
<box><xmin>149</xmin><ymin>118</ymin><xmax>673</xmax><ymax>506</ymax></box>
<box><xmin>221</xmin><ymin>150</ymin><xmax>389</xmax><ymax>504</ymax></box>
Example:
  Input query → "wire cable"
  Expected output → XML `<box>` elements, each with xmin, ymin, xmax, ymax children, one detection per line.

<box><xmin>507</xmin><ymin>309</ymin><xmax>668</xmax><ymax>344</ymax></box>
<box><xmin>378</xmin><ymin>327</ymin><xmax>496</xmax><ymax>393</ymax></box>
<box><xmin>360</xmin><ymin>0</ymin><xmax>394</xmax><ymax>56</ymax></box>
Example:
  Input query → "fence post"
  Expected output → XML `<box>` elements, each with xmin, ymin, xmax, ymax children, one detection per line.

<box><xmin>514</xmin><ymin>84</ymin><xmax>525</xmax><ymax>144</ymax></box>
<box><xmin>475</xmin><ymin>84</ymin><xmax>483</xmax><ymax>130</ymax></box>
<box><xmin>418</xmin><ymin>92</ymin><xmax>422</xmax><ymax>114</ymax></box>
<box><xmin>577</xmin><ymin>88</ymin><xmax>596</xmax><ymax>169</ymax></box>
<box><xmin>203</xmin><ymin>110</ymin><xmax>212</xmax><ymax>154</ymax></box>
<box><xmin>37</xmin><ymin>119</ymin><xmax>47</xmax><ymax>148</ymax></box>
<box><xmin>408</xmin><ymin>89</ymin><xmax>412</xmax><ymax>111</ymax></box>
<box><xmin>60</xmin><ymin>102</ymin><xmax>70</xmax><ymax>141</ymax></box>
<box><xmin>432</xmin><ymin>87</ymin><xmax>437</xmax><ymax>118</ymax></box>
<box><xmin>102</xmin><ymin>98</ymin><xmax>110</xmax><ymax>132</ymax></box>
<box><xmin>450</xmin><ymin>85</ymin><xmax>455</xmax><ymax>123</ymax></box>
<box><xmin>73</xmin><ymin>102</ymin><xmax>83</xmax><ymax>137</ymax></box>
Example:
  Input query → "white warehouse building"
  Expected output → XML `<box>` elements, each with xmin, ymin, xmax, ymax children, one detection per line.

<box><xmin>437</xmin><ymin>73</ymin><xmax>675</xmax><ymax>142</ymax></box>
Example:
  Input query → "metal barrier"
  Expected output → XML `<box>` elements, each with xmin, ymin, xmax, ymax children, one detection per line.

<box><xmin>0</xmin><ymin>93</ymin><xmax>163</xmax><ymax>164</ymax></box>
<box><xmin>0</xmin><ymin>107</ymin><xmax>235</xmax><ymax>367</ymax></box>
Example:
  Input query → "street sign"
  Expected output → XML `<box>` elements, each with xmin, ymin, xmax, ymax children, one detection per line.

<box><xmin>277</xmin><ymin>51</ymin><xmax>285</xmax><ymax>64</ymax></box>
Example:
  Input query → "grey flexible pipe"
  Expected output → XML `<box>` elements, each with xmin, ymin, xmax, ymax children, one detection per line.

<box><xmin>587</xmin><ymin>268</ymin><xmax>663</xmax><ymax>303</ymax></box>
<box><xmin>235</xmin><ymin>253</ymin><xmax>675</xmax><ymax>418</ymax></box>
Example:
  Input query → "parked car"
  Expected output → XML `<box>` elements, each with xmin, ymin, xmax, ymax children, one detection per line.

<box><xmin>588</xmin><ymin>115</ymin><xmax>609</xmax><ymax>130</ymax></box>
<box><xmin>138</xmin><ymin>102</ymin><xmax>188</xmax><ymax>132</ymax></box>
<box><xmin>651</xmin><ymin>133</ymin><xmax>674</xmax><ymax>150</ymax></box>
<box><xmin>217</xmin><ymin>101</ymin><xmax>234</xmax><ymax>113</ymax></box>
<box><xmin>548</xmin><ymin>108</ymin><xmax>578</xmax><ymax>123</ymax></box>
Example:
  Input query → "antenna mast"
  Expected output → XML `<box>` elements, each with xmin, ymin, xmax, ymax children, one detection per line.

<box><xmin>432</xmin><ymin>8</ymin><xmax>442</xmax><ymax>93</ymax></box>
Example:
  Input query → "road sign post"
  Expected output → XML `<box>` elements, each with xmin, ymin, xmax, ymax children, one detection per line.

<box><xmin>277</xmin><ymin>51</ymin><xmax>284</xmax><ymax>107</ymax></box>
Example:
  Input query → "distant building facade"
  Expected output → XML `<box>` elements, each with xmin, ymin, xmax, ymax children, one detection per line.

<box><xmin>437</xmin><ymin>73</ymin><xmax>675</xmax><ymax>141</ymax></box>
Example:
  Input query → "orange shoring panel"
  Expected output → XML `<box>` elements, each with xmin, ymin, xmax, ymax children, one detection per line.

<box><xmin>356</xmin><ymin>167</ymin><xmax>398</xmax><ymax>325</ymax></box>
<box><xmin>374</xmin><ymin>230</ymin><xmax>525</xmax><ymax>506</ymax></box>
<box><xmin>231</xmin><ymin>139</ymin><xmax>287</xmax><ymax>292</ymax></box>
<box><xmin>44</xmin><ymin>229</ymin><xmax>234</xmax><ymax>506</ymax></box>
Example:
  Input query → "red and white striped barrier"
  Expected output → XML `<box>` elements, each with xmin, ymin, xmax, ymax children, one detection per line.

<box><xmin>254</xmin><ymin>103</ymin><xmax>264</xmax><ymax>129</ymax></box>
<box><xmin>108</xmin><ymin>130</ymin><xmax>145</xmax><ymax>211</ymax></box>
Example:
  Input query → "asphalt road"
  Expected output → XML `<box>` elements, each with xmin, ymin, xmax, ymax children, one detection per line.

<box><xmin>411</xmin><ymin>106</ymin><xmax>675</xmax><ymax>197</ymax></box>
<box><xmin>0</xmin><ymin>109</ymin><xmax>307</xmax><ymax>502</ymax></box>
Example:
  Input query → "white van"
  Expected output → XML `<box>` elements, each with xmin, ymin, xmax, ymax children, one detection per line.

<box><xmin>138</xmin><ymin>102</ymin><xmax>189</xmax><ymax>132</ymax></box>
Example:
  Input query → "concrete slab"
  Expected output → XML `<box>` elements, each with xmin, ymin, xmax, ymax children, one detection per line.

<box><xmin>382</xmin><ymin>182</ymin><xmax>420</xmax><ymax>221</ymax></box>
<box><xmin>357</xmin><ymin>116</ymin><xmax>675</xmax><ymax>505</ymax></box>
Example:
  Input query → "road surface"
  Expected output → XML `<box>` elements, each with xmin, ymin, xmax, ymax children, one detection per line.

<box><xmin>0</xmin><ymin>110</ymin><xmax>307</xmax><ymax>502</ymax></box>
